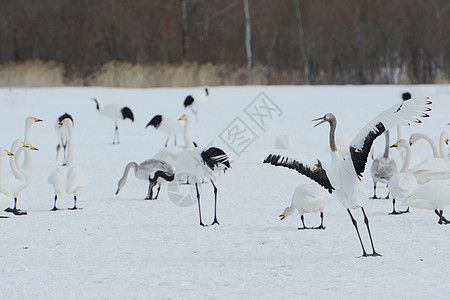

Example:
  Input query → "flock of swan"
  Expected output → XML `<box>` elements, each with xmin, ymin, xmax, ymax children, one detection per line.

<box><xmin>2</xmin><ymin>87</ymin><xmax>449</xmax><ymax>257</ymax></box>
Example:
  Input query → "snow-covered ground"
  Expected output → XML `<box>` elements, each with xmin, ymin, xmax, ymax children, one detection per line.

<box><xmin>1</xmin><ymin>84</ymin><xmax>449</xmax><ymax>299</ymax></box>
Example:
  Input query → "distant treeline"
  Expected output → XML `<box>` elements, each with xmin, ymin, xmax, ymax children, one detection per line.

<box><xmin>0</xmin><ymin>0</ymin><xmax>448</xmax><ymax>86</ymax></box>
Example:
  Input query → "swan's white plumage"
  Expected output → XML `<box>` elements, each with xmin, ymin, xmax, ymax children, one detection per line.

<box><xmin>280</xmin><ymin>183</ymin><xmax>328</xmax><ymax>228</ymax></box>
<box><xmin>387</xmin><ymin>139</ymin><xmax>418</xmax><ymax>213</ymax></box>
<box><xmin>401</xmin><ymin>179</ymin><xmax>450</xmax><ymax>211</ymax></box>
<box><xmin>0</xmin><ymin>148</ymin><xmax>14</xmax><ymax>212</ymax></box>
<box><xmin>408</xmin><ymin>131</ymin><xmax>450</xmax><ymax>184</ymax></box>
<box><xmin>48</xmin><ymin>118</ymin><xmax>89</xmax><ymax>209</ymax></box>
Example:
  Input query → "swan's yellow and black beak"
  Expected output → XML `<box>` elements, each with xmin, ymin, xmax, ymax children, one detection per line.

<box><xmin>115</xmin><ymin>188</ymin><xmax>120</xmax><ymax>195</ymax></box>
<box><xmin>279</xmin><ymin>213</ymin><xmax>286</xmax><ymax>221</ymax></box>
<box><xmin>33</xmin><ymin>117</ymin><xmax>43</xmax><ymax>123</ymax></box>
<box><xmin>6</xmin><ymin>150</ymin><xmax>13</xmax><ymax>156</ymax></box>
<box><xmin>178</xmin><ymin>114</ymin><xmax>187</xmax><ymax>121</ymax></box>
<box><xmin>312</xmin><ymin>116</ymin><xmax>326</xmax><ymax>128</ymax></box>
<box><xmin>28</xmin><ymin>144</ymin><xmax>39</xmax><ymax>151</ymax></box>
<box><xmin>21</xmin><ymin>142</ymin><xmax>29</xmax><ymax>148</ymax></box>
<box><xmin>390</xmin><ymin>141</ymin><xmax>399</xmax><ymax>148</ymax></box>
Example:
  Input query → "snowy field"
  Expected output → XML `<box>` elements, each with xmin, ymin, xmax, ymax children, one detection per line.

<box><xmin>1</xmin><ymin>84</ymin><xmax>450</xmax><ymax>299</ymax></box>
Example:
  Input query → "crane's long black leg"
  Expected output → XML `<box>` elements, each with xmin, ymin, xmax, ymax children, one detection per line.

<box><xmin>165</xmin><ymin>136</ymin><xmax>170</xmax><ymax>148</ymax></box>
<box><xmin>313</xmin><ymin>212</ymin><xmax>325</xmax><ymax>229</ymax></box>
<box><xmin>361</xmin><ymin>207</ymin><xmax>381</xmax><ymax>256</ymax></box>
<box><xmin>51</xmin><ymin>195</ymin><xmax>59</xmax><ymax>211</ymax></box>
<box><xmin>347</xmin><ymin>209</ymin><xmax>368</xmax><ymax>257</ymax></box>
<box><xmin>154</xmin><ymin>185</ymin><xmax>161</xmax><ymax>200</ymax></box>
<box><xmin>370</xmin><ymin>183</ymin><xmax>380</xmax><ymax>199</ymax></box>
<box><xmin>211</xmin><ymin>180</ymin><xmax>219</xmax><ymax>225</ymax></box>
<box><xmin>298</xmin><ymin>214</ymin><xmax>308</xmax><ymax>230</ymax></box>
<box><xmin>196</xmin><ymin>183</ymin><xmax>206</xmax><ymax>227</ymax></box>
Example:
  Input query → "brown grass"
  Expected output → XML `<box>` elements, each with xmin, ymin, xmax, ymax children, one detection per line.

<box><xmin>0</xmin><ymin>60</ymin><xmax>447</xmax><ymax>87</ymax></box>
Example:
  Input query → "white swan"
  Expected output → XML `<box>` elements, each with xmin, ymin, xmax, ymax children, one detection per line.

<box><xmin>48</xmin><ymin>118</ymin><xmax>89</xmax><ymax>210</ymax></box>
<box><xmin>92</xmin><ymin>98</ymin><xmax>134</xmax><ymax>144</ymax></box>
<box><xmin>264</xmin><ymin>96</ymin><xmax>431</xmax><ymax>257</ymax></box>
<box><xmin>370</xmin><ymin>130</ymin><xmax>397</xmax><ymax>199</ymax></box>
<box><xmin>279</xmin><ymin>183</ymin><xmax>328</xmax><ymax>230</ymax></box>
<box><xmin>387</xmin><ymin>139</ymin><xmax>418</xmax><ymax>214</ymax></box>
<box><xmin>0</xmin><ymin>148</ymin><xmax>15</xmax><ymax>214</ymax></box>
<box><xmin>183</xmin><ymin>86</ymin><xmax>209</xmax><ymax>121</ymax></box>
<box><xmin>55</xmin><ymin>113</ymin><xmax>73</xmax><ymax>165</ymax></box>
<box><xmin>146</xmin><ymin>115</ymin><xmax>184</xmax><ymax>147</ymax></box>
<box><xmin>401</xmin><ymin>178</ymin><xmax>450</xmax><ymax>224</ymax></box>
<box><xmin>14</xmin><ymin>116</ymin><xmax>42</xmax><ymax>177</ymax></box>
<box><xmin>116</xmin><ymin>159</ymin><xmax>174</xmax><ymax>200</ymax></box>
<box><xmin>409</xmin><ymin>131</ymin><xmax>450</xmax><ymax>184</ymax></box>
<box><xmin>3</xmin><ymin>140</ymin><xmax>35</xmax><ymax>215</ymax></box>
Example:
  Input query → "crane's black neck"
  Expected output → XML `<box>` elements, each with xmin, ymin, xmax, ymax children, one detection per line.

<box><xmin>152</xmin><ymin>170</ymin><xmax>174</xmax><ymax>183</ymax></box>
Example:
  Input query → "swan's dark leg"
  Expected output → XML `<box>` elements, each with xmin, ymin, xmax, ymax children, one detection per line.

<box><xmin>400</xmin><ymin>207</ymin><xmax>410</xmax><ymax>214</ymax></box>
<box><xmin>435</xmin><ymin>210</ymin><xmax>450</xmax><ymax>223</ymax></box>
<box><xmin>5</xmin><ymin>197</ymin><xmax>27</xmax><ymax>215</ymax></box>
<box><xmin>347</xmin><ymin>209</ymin><xmax>368</xmax><ymax>257</ymax></box>
<box><xmin>361</xmin><ymin>207</ymin><xmax>381</xmax><ymax>256</ymax></box>
<box><xmin>389</xmin><ymin>198</ymin><xmax>401</xmax><ymax>215</ymax></box>
<box><xmin>298</xmin><ymin>215</ymin><xmax>309</xmax><ymax>230</ymax></box>
<box><xmin>313</xmin><ymin>212</ymin><xmax>325</xmax><ymax>229</ymax></box>
<box><xmin>196</xmin><ymin>183</ymin><xmax>206</xmax><ymax>227</ymax></box>
<box><xmin>211</xmin><ymin>180</ymin><xmax>219</xmax><ymax>225</ymax></box>
<box><xmin>370</xmin><ymin>183</ymin><xmax>380</xmax><ymax>199</ymax></box>
<box><xmin>51</xmin><ymin>195</ymin><xmax>59</xmax><ymax>211</ymax></box>
<box><xmin>68</xmin><ymin>196</ymin><xmax>78</xmax><ymax>210</ymax></box>
<box><xmin>384</xmin><ymin>192</ymin><xmax>390</xmax><ymax>199</ymax></box>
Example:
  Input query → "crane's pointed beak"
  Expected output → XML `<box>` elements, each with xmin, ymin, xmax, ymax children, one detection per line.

<box><xmin>312</xmin><ymin>116</ymin><xmax>326</xmax><ymax>128</ymax></box>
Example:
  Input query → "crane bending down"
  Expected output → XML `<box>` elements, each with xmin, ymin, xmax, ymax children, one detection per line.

<box><xmin>264</xmin><ymin>96</ymin><xmax>431</xmax><ymax>257</ymax></box>
<box><xmin>116</xmin><ymin>159</ymin><xmax>174</xmax><ymax>200</ymax></box>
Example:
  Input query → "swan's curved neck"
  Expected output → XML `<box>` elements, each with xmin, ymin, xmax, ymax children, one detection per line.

<box><xmin>65</xmin><ymin>122</ymin><xmax>74</xmax><ymax>165</ymax></box>
<box><xmin>10</xmin><ymin>140</ymin><xmax>24</xmax><ymax>178</ymax></box>
<box><xmin>399</xmin><ymin>142</ymin><xmax>412</xmax><ymax>173</ymax></box>
<box><xmin>183</xmin><ymin>118</ymin><xmax>195</xmax><ymax>148</ymax></box>
<box><xmin>383</xmin><ymin>131</ymin><xmax>390</xmax><ymax>158</ymax></box>
<box><xmin>119</xmin><ymin>162</ymin><xmax>138</xmax><ymax>186</ymax></box>
<box><xmin>439</xmin><ymin>131</ymin><xmax>449</xmax><ymax>163</ymax></box>
<box><xmin>414</xmin><ymin>133</ymin><xmax>439</xmax><ymax>157</ymax></box>
<box><xmin>396</xmin><ymin>125</ymin><xmax>402</xmax><ymax>141</ymax></box>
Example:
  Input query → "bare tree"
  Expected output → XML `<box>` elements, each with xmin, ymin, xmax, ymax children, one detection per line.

<box><xmin>243</xmin><ymin>0</ymin><xmax>252</xmax><ymax>82</ymax></box>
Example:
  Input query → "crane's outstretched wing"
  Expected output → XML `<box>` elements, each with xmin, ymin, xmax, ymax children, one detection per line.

<box><xmin>350</xmin><ymin>96</ymin><xmax>431</xmax><ymax>178</ymax></box>
<box><xmin>263</xmin><ymin>151</ymin><xmax>334</xmax><ymax>194</ymax></box>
